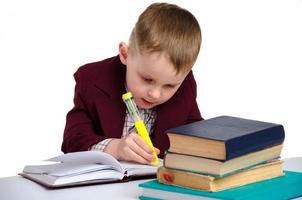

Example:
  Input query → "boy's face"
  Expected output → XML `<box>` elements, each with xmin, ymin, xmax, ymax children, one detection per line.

<box><xmin>121</xmin><ymin>45</ymin><xmax>189</xmax><ymax>109</ymax></box>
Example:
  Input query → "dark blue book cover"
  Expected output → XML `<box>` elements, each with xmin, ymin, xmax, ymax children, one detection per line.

<box><xmin>166</xmin><ymin>116</ymin><xmax>285</xmax><ymax>160</ymax></box>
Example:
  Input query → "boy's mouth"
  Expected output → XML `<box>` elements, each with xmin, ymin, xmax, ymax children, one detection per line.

<box><xmin>142</xmin><ymin>98</ymin><xmax>154</xmax><ymax>107</ymax></box>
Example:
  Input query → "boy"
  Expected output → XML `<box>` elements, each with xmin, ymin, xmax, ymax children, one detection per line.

<box><xmin>62</xmin><ymin>3</ymin><xmax>203</xmax><ymax>165</ymax></box>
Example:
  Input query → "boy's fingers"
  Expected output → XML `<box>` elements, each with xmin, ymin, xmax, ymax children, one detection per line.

<box><xmin>130</xmin><ymin>133</ymin><xmax>161</xmax><ymax>162</ymax></box>
<box><xmin>154</xmin><ymin>147</ymin><xmax>160</xmax><ymax>155</ymax></box>
<box><xmin>130</xmin><ymin>145</ymin><xmax>154</xmax><ymax>163</ymax></box>
<box><xmin>124</xmin><ymin>147</ymin><xmax>150</xmax><ymax>164</ymax></box>
<box><xmin>119</xmin><ymin>136</ymin><xmax>150</xmax><ymax>164</ymax></box>
<box><xmin>127</xmin><ymin>134</ymin><xmax>154</xmax><ymax>162</ymax></box>
<box><xmin>130</xmin><ymin>132</ymin><xmax>153</xmax><ymax>154</ymax></box>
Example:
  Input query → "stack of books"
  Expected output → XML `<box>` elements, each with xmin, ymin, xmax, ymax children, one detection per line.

<box><xmin>139</xmin><ymin>116</ymin><xmax>292</xmax><ymax>199</ymax></box>
<box><xmin>157</xmin><ymin>116</ymin><xmax>285</xmax><ymax>192</ymax></box>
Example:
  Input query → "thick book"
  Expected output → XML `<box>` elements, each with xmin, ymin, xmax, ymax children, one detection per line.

<box><xmin>157</xmin><ymin>160</ymin><xmax>283</xmax><ymax>192</ymax></box>
<box><xmin>19</xmin><ymin>151</ymin><xmax>161</xmax><ymax>188</ymax></box>
<box><xmin>166</xmin><ymin>115</ymin><xmax>285</xmax><ymax>160</ymax></box>
<box><xmin>164</xmin><ymin>143</ymin><xmax>283</xmax><ymax>177</ymax></box>
<box><xmin>139</xmin><ymin>170</ymin><xmax>302</xmax><ymax>200</ymax></box>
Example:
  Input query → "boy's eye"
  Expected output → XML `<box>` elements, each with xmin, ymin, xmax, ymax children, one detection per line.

<box><xmin>143</xmin><ymin>77</ymin><xmax>153</xmax><ymax>83</ymax></box>
<box><xmin>165</xmin><ymin>84</ymin><xmax>176</xmax><ymax>89</ymax></box>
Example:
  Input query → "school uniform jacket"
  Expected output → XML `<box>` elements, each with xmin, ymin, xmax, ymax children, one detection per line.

<box><xmin>61</xmin><ymin>55</ymin><xmax>202</xmax><ymax>158</ymax></box>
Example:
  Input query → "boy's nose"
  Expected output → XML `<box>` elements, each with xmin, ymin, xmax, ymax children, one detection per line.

<box><xmin>148</xmin><ymin>88</ymin><xmax>161</xmax><ymax>100</ymax></box>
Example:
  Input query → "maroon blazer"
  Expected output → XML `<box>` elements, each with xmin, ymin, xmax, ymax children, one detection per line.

<box><xmin>62</xmin><ymin>56</ymin><xmax>202</xmax><ymax>158</ymax></box>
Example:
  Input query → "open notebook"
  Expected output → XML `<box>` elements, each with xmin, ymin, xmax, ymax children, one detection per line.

<box><xmin>19</xmin><ymin>151</ymin><xmax>161</xmax><ymax>188</ymax></box>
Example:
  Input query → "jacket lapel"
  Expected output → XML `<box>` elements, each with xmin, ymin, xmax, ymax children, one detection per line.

<box><xmin>93</xmin><ymin>56</ymin><xmax>127</xmax><ymax>139</ymax></box>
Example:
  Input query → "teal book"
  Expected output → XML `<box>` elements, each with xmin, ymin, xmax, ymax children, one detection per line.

<box><xmin>166</xmin><ymin>116</ymin><xmax>285</xmax><ymax>160</ymax></box>
<box><xmin>138</xmin><ymin>171</ymin><xmax>302</xmax><ymax>200</ymax></box>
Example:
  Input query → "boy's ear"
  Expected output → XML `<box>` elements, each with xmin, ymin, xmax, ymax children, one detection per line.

<box><xmin>119</xmin><ymin>42</ymin><xmax>128</xmax><ymax>65</ymax></box>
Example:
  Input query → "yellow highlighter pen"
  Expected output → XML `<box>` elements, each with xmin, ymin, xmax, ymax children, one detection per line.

<box><xmin>122</xmin><ymin>92</ymin><xmax>159</xmax><ymax>166</ymax></box>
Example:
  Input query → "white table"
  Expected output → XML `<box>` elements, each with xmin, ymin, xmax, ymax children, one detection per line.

<box><xmin>0</xmin><ymin>157</ymin><xmax>301</xmax><ymax>200</ymax></box>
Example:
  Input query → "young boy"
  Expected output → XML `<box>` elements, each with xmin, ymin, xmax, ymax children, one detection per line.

<box><xmin>62</xmin><ymin>3</ymin><xmax>203</xmax><ymax>165</ymax></box>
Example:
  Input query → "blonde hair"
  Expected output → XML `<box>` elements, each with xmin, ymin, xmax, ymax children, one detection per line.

<box><xmin>129</xmin><ymin>3</ymin><xmax>201</xmax><ymax>73</ymax></box>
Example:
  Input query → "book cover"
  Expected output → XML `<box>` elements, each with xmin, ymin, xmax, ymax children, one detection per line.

<box><xmin>166</xmin><ymin>115</ymin><xmax>285</xmax><ymax>160</ymax></box>
<box><xmin>20</xmin><ymin>151</ymin><xmax>161</xmax><ymax>188</ymax></box>
<box><xmin>139</xmin><ymin>171</ymin><xmax>302</xmax><ymax>200</ymax></box>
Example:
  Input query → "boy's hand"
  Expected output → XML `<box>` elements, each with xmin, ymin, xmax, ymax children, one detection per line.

<box><xmin>104</xmin><ymin>132</ymin><xmax>160</xmax><ymax>165</ymax></box>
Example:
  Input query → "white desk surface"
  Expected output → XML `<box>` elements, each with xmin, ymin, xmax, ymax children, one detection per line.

<box><xmin>0</xmin><ymin>157</ymin><xmax>301</xmax><ymax>200</ymax></box>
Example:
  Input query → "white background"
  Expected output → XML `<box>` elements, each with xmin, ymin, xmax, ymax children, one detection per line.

<box><xmin>0</xmin><ymin>0</ymin><xmax>301</xmax><ymax>177</ymax></box>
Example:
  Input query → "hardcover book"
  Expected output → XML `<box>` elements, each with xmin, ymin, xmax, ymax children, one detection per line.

<box><xmin>166</xmin><ymin>116</ymin><xmax>285</xmax><ymax>160</ymax></box>
<box><xmin>157</xmin><ymin>160</ymin><xmax>283</xmax><ymax>192</ymax></box>
<box><xmin>164</xmin><ymin>144</ymin><xmax>283</xmax><ymax>177</ymax></box>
